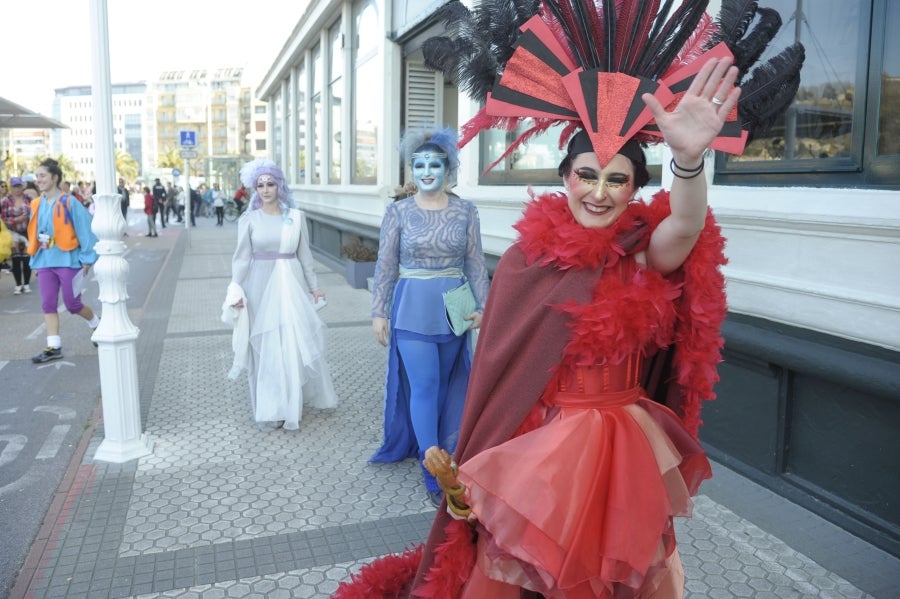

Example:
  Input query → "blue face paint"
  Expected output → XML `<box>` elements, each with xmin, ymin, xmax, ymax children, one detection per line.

<box><xmin>412</xmin><ymin>155</ymin><xmax>447</xmax><ymax>193</ymax></box>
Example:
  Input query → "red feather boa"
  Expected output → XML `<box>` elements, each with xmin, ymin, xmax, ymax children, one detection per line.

<box><xmin>516</xmin><ymin>190</ymin><xmax>727</xmax><ymax>435</ymax></box>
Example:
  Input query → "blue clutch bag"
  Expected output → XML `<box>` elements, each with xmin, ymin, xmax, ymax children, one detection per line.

<box><xmin>442</xmin><ymin>281</ymin><xmax>477</xmax><ymax>336</ymax></box>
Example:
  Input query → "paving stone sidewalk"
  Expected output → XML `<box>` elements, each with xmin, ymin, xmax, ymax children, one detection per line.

<box><xmin>9</xmin><ymin>224</ymin><xmax>899</xmax><ymax>599</ymax></box>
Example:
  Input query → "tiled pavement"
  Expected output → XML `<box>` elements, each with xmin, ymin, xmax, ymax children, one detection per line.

<box><xmin>9</xmin><ymin>223</ymin><xmax>900</xmax><ymax>598</ymax></box>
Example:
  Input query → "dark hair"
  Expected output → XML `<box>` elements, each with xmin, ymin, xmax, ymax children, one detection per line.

<box><xmin>39</xmin><ymin>158</ymin><xmax>64</xmax><ymax>186</ymax></box>
<box><xmin>557</xmin><ymin>132</ymin><xmax>650</xmax><ymax>189</ymax></box>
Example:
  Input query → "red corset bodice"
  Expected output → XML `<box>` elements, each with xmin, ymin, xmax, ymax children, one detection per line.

<box><xmin>552</xmin><ymin>354</ymin><xmax>644</xmax><ymax>409</ymax></box>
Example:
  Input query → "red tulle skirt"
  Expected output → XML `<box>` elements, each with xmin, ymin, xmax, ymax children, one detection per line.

<box><xmin>458</xmin><ymin>363</ymin><xmax>711</xmax><ymax>598</ymax></box>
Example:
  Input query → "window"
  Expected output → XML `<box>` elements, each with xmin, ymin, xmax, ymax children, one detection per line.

<box><xmin>352</xmin><ymin>1</ymin><xmax>379</xmax><ymax>184</ymax></box>
<box><xmin>256</xmin><ymin>139</ymin><xmax>267</xmax><ymax>151</ymax></box>
<box><xmin>473</xmin><ymin>0</ymin><xmax>897</xmax><ymax>188</ymax></box>
<box><xmin>329</xmin><ymin>23</ymin><xmax>344</xmax><ymax>184</ymax></box>
<box><xmin>478</xmin><ymin>123</ymin><xmax>665</xmax><ymax>186</ymax></box>
<box><xmin>255</xmin><ymin>121</ymin><xmax>266</xmax><ymax>132</ymax></box>
<box><xmin>311</xmin><ymin>44</ymin><xmax>324</xmax><ymax>184</ymax></box>
<box><xmin>718</xmin><ymin>0</ymin><xmax>897</xmax><ymax>187</ymax></box>
<box><xmin>272</xmin><ymin>88</ymin><xmax>284</xmax><ymax>165</ymax></box>
<box><xmin>297</xmin><ymin>61</ymin><xmax>307</xmax><ymax>181</ymax></box>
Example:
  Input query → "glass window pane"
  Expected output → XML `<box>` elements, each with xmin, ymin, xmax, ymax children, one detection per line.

<box><xmin>353</xmin><ymin>2</ymin><xmax>379</xmax><ymax>184</ymax></box>
<box><xmin>330</xmin><ymin>77</ymin><xmax>343</xmax><ymax>183</ymax></box>
<box><xmin>312</xmin><ymin>45</ymin><xmax>323</xmax><ymax>184</ymax></box>
<box><xmin>730</xmin><ymin>0</ymin><xmax>861</xmax><ymax>163</ymax></box>
<box><xmin>330</xmin><ymin>25</ymin><xmax>343</xmax><ymax>184</ymax></box>
<box><xmin>297</xmin><ymin>63</ymin><xmax>306</xmax><ymax>180</ymax></box>
<box><xmin>273</xmin><ymin>88</ymin><xmax>283</xmax><ymax>165</ymax></box>
<box><xmin>877</xmin><ymin>0</ymin><xmax>899</xmax><ymax>156</ymax></box>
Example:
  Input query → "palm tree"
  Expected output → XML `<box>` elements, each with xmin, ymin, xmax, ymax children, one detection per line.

<box><xmin>158</xmin><ymin>147</ymin><xmax>182</xmax><ymax>169</ymax></box>
<box><xmin>27</xmin><ymin>154</ymin><xmax>81</xmax><ymax>183</ymax></box>
<box><xmin>114</xmin><ymin>148</ymin><xmax>139</xmax><ymax>182</ymax></box>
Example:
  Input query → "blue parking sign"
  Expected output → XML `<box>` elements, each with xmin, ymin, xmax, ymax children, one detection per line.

<box><xmin>179</xmin><ymin>130</ymin><xmax>197</xmax><ymax>147</ymax></box>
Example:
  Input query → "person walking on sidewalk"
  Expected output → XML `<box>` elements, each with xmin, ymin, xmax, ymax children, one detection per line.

<box><xmin>212</xmin><ymin>183</ymin><xmax>226</xmax><ymax>226</ymax></box>
<box><xmin>27</xmin><ymin>158</ymin><xmax>100</xmax><ymax>363</ymax></box>
<box><xmin>368</xmin><ymin>126</ymin><xmax>490</xmax><ymax>507</ymax></box>
<box><xmin>152</xmin><ymin>178</ymin><xmax>167</xmax><ymax>229</ymax></box>
<box><xmin>142</xmin><ymin>186</ymin><xmax>157</xmax><ymax>237</ymax></box>
<box><xmin>1</xmin><ymin>177</ymin><xmax>34</xmax><ymax>294</ymax></box>
<box><xmin>222</xmin><ymin>159</ymin><xmax>338</xmax><ymax>431</ymax></box>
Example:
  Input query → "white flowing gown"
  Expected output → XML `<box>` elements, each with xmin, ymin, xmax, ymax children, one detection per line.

<box><xmin>229</xmin><ymin>208</ymin><xmax>338</xmax><ymax>429</ymax></box>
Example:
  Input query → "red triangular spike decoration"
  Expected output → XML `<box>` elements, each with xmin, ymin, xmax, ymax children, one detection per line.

<box><xmin>485</xmin><ymin>16</ymin><xmax>581</xmax><ymax>120</ymax></box>
<box><xmin>562</xmin><ymin>70</ymin><xmax>672</xmax><ymax>164</ymax></box>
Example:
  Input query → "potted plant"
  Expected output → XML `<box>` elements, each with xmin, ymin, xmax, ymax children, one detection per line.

<box><xmin>340</xmin><ymin>236</ymin><xmax>378</xmax><ymax>289</ymax></box>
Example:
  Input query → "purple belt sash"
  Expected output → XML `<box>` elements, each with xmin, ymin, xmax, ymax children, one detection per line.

<box><xmin>253</xmin><ymin>252</ymin><xmax>294</xmax><ymax>260</ymax></box>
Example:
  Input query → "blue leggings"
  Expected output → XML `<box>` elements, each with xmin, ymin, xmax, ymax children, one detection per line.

<box><xmin>396</xmin><ymin>335</ymin><xmax>465</xmax><ymax>451</ymax></box>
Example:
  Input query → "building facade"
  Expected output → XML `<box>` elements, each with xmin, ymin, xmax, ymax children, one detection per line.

<box><xmin>52</xmin><ymin>83</ymin><xmax>148</xmax><ymax>182</ymax></box>
<box><xmin>256</xmin><ymin>0</ymin><xmax>900</xmax><ymax>556</ymax></box>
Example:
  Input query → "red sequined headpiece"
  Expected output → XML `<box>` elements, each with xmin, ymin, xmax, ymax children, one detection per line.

<box><xmin>423</xmin><ymin>0</ymin><xmax>804</xmax><ymax>170</ymax></box>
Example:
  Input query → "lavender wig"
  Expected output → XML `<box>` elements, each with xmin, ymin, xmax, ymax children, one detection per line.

<box><xmin>238</xmin><ymin>159</ymin><xmax>294</xmax><ymax>213</ymax></box>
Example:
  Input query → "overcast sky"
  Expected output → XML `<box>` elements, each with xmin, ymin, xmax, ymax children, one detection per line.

<box><xmin>4</xmin><ymin>0</ymin><xmax>306</xmax><ymax>115</ymax></box>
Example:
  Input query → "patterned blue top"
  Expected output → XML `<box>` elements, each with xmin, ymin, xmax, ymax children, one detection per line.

<box><xmin>371</xmin><ymin>195</ymin><xmax>490</xmax><ymax>319</ymax></box>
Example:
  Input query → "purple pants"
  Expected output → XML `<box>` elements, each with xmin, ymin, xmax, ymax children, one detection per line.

<box><xmin>37</xmin><ymin>267</ymin><xmax>84</xmax><ymax>314</ymax></box>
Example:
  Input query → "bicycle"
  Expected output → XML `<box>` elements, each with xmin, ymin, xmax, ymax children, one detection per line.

<box><xmin>223</xmin><ymin>199</ymin><xmax>246</xmax><ymax>222</ymax></box>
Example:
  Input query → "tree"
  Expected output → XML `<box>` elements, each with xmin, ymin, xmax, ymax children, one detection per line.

<box><xmin>28</xmin><ymin>154</ymin><xmax>80</xmax><ymax>183</ymax></box>
<box><xmin>158</xmin><ymin>147</ymin><xmax>182</xmax><ymax>169</ymax></box>
<box><xmin>114</xmin><ymin>148</ymin><xmax>139</xmax><ymax>182</ymax></box>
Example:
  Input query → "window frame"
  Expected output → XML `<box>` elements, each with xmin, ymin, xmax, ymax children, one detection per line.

<box><xmin>714</xmin><ymin>0</ymin><xmax>897</xmax><ymax>188</ymax></box>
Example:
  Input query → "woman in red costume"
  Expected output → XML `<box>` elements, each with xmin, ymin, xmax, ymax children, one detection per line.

<box><xmin>334</xmin><ymin>0</ymin><xmax>803</xmax><ymax>596</ymax></box>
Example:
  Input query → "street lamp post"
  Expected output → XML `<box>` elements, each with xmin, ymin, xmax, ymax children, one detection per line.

<box><xmin>89</xmin><ymin>0</ymin><xmax>152</xmax><ymax>463</ymax></box>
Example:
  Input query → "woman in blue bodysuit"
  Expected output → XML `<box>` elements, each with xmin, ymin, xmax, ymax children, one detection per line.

<box><xmin>370</xmin><ymin>127</ymin><xmax>490</xmax><ymax>506</ymax></box>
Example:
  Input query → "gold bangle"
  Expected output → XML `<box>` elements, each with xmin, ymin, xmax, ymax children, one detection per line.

<box><xmin>447</xmin><ymin>494</ymin><xmax>472</xmax><ymax>517</ymax></box>
<box><xmin>445</xmin><ymin>484</ymin><xmax>466</xmax><ymax>498</ymax></box>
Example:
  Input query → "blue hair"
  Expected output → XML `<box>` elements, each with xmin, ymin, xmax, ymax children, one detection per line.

<box><xmin>400</xmin><ymin>126</ymin><xmax>460</xmax><ymax>175</ymax></box>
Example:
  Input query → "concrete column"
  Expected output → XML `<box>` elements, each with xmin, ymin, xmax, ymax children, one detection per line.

<box><xmin>89</xmin><ymin>0</ymin><xmax>153</xmax><ymax>463</ymax></box>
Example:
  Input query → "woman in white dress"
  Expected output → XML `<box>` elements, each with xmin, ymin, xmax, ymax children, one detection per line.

<box><xmin>223</xmin><ymin>159</ymin><xmax>338</xmax><ymax>430</ymax></box>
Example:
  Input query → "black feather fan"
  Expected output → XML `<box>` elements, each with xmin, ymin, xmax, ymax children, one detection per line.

<box><xmin>422</xmin><ymin>0</ymin><xmax>540</xmax><ymax>102</ymax></box>
<box><xmin>738</xmin><ymin>42</ymin><xmax>805</xmax><ymax>141</ymax></box>
<box><xmin>733</xmin><ymin>7</ymin><xmax>783</xmax><ymax>79</ymax></box>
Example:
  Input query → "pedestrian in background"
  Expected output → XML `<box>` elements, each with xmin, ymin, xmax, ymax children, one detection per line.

<box><xmin>152</xmin><ymin>178</ymin><xmax>167</xmax><ymax>228</ymax></box>
<box><xmin>117</xmin><ymin>177</ymin><xmax>130</xmax><ymax>237</ymax></box>
<box><xmin>143</xmin><ymin>186</ymin><xmax>157</xmax><ymax>237</ymax></box>
<box><xmin>1</xmin><ymin>177</ymin><xmax>34</xmax><ymax>294</ymax></box>
<box><xmin>189</xmin><ymin>186</ymin><xmax>200</xmax><ymax>227</ymax></box>
<box><xmin>233</xmin><ymin>184</ymin><xmax>249</xmax><ymax>213</ymax></box>
<box><xmin>166</xmin><ymin>181</ymin><xmax>178</xmax><ymax>222</ymax></box>
<box><xmin>27</xmin><ymin>158</ymin><xmax>100</xmax><ymax>363</ymax></box>
<box><xmin>223</xmin><ymin>159</ymin><xmax>338</xmax><ymax>431</ymax></box>
<box><xmin>212</xmin><ymin>183</ymin><xmax>226</xmax><ymax>226</ymax></box>
<box><xmin>368</xmin><ymin>126</ymin><xmax>490</xmax><ymax>506</ymax></box>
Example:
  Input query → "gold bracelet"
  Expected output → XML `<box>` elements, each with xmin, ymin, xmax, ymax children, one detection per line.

<box><xmin>445</xmin><ymin>484</ymin><xmax>466</xmax><ymax>498</ymax></box>
<box><xmin>447</xmin><ymin>493</ymin><xmax>472</xmax><ymax>517</ymax></box>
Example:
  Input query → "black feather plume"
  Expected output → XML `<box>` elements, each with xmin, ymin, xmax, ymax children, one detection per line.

<box><xmin>422</xmin><ymin>0</ymin><xmax>541</xmax><ymax>102</ymax></box>
<box><xmin>733</xmin><ymin>7</ymin><xmax>782</xmax><ymax>79</ymax></box>
<box><xmin>707</xmin><ymin>0</ymin><xmax>758</xmax><ymax>48</ymax></box>
<box><xmin>738</xmin><ymin>42</ymin><xmax>805</xmax><ymax>141</ymax></box>
<box><xmin>635</xmin><ymin>0</ymin><xmax>710</xmax><ymax>79</ymax></box>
